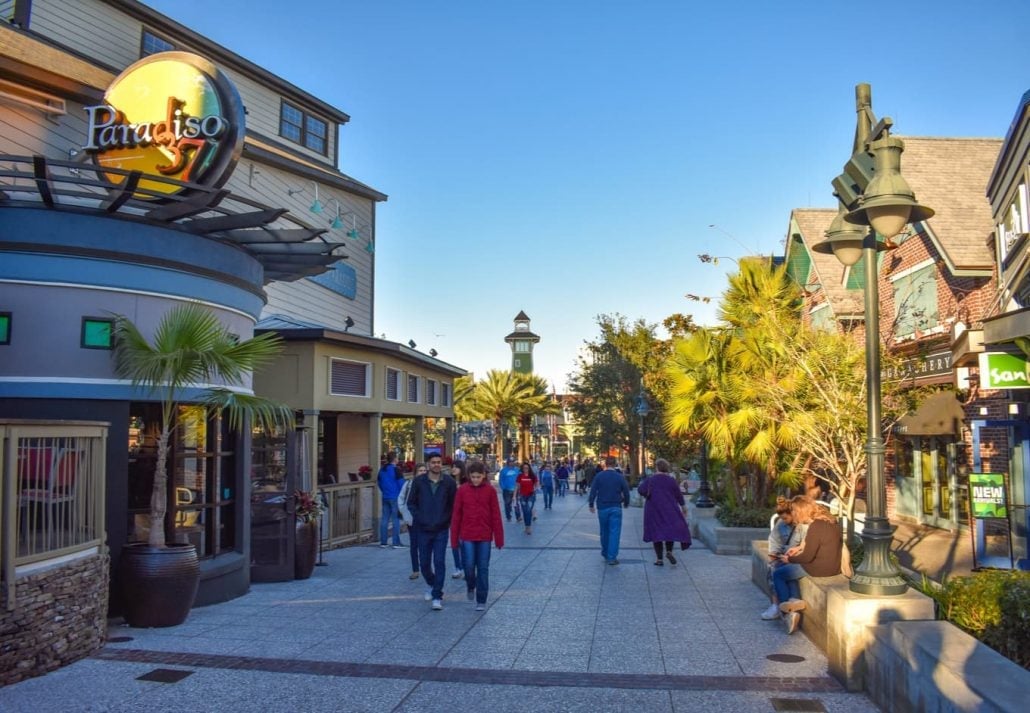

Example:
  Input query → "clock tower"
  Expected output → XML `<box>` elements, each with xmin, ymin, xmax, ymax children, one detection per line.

<box><xmin>505</xmin><ymin>310</ymin><xmax>540</xmax><ymax>374</ymax></box>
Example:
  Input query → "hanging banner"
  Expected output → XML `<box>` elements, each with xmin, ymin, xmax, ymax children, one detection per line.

<box><xmin>969</xmin><ymin>472</ymin><xmax>1008</xmax><ymax>519</ymax></box>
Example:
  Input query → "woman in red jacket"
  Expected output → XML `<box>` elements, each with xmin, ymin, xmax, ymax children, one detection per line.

<box><xmin>450</xmin><ymin>460</ymin><xmax>504</xmax><ymax>610</ymax></box>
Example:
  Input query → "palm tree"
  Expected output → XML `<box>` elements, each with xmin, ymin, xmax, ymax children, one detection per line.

<box><xmin>112</xmin><ymin>303</ymin><xmax>294</xmax><ymax>547</ymax></box>
<box><xmin>513</xmin><ymin>374</ymin><xmax>561</xmax><ymax>461</ymax></box>
<box><xmin>464</xmin><ymin>370</ymin><xmax>548</xmax><ymax>462</ymax></box>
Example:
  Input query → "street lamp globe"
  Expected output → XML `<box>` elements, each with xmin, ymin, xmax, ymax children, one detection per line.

<box><xmin>815</xmin><ymin>205</ymin><xmax>867</xmax><ymax>267</ymax></box>
<box><xmin>844</xmin><ymin>133</ymin><xmax>934</xmax><ymax>239</ymax></box>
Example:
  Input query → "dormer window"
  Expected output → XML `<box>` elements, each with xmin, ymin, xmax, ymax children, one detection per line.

<box><xmin>280</xmin><ymin>101</ymin><xmax>328</xmax><ymax>155</ymax></box>
<box><xmin>140</xmin><ymin>29</ymin><xmax>175</xmax><ymax>57</ymax></box>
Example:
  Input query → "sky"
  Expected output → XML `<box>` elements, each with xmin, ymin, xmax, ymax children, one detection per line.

<box><xmin>144</xmin><ymin>0</ymin><xmax>1030</xmax><ymax>390</ymax></box>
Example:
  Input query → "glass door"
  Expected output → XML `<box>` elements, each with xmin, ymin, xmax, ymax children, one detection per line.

<box><xmin>250</xmin><ymin>427</ymin><xmax>298</xmax><ymax>582</ymax></box>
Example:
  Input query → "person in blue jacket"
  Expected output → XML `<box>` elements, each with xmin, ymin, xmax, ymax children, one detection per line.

<box><xmin>588</xmin><ymin>455</ymin><xmax>631</xmax><ymax>565</ymax></box>
<box><xmin>377</xmin><ymin>452</ymin><xmax>404</xmax><ymax>547</ymax></box>
<box><xmin>497</xmin><ymin>456</ymin><xmax>520</xmax><ymax>521</ymax></box>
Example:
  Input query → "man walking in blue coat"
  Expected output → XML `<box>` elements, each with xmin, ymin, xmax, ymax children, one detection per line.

<box><xmin>498</xmin><ymin>456</ymin><xmax>520</xmax><ymax>521</ymax></box>
<box><xmin>588</xmin><ymin>455</ymin><xmax>631</xmax><ymax>565</ymax></box>
<box><xmin>377</xmin><ymin>452</ymin><xmax>404</xmax><ymax>547</ymax></box>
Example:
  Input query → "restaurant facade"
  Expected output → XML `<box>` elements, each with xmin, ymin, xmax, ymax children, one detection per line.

<box><xmin>0</xmin><ymin>0</ymin><xmax>463</xmax><ymax>632</ymax></box>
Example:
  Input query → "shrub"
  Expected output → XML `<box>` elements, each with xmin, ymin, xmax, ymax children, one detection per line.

<box><xmin>715</xmin><ymin>504</ymin><xmax>773</xmax><ymax>528</ymax></box>
<box><xmin>917</xmin><ymin>570</ymin><xmax>1030</xmax><ymax>670</ymax></box>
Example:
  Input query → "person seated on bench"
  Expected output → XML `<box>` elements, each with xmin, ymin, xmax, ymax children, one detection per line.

<box><xmin>771</xmin><ymin>495</ymin><xmax>841</xmax><ymax>635</ymax></box>
<box><xmin>760</xmin><ymin>496</ymin><xmax>805</xmax><ymax>620</ymax></box>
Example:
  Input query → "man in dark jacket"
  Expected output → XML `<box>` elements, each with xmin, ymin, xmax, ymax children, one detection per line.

<box><xmin>407</xmin><ymin>453</ymin><xmax>457</xmax><ymax>610</ymax></box>
<box><xmin>588</xmin><ymin>455</ymin><xmax>631</xmax><ymax>565</ymax></box>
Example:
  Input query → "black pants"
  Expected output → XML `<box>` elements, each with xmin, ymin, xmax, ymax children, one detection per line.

<box><xmin>653</xmin><ymin>541</ymin><xmax>674</xmax><ymax>558</ymax></box>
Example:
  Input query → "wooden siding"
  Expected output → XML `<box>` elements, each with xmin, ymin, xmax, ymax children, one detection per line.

<box><xmin>26</xmin><ymin>0</ymin><xmax>337</xmax><ymax>166</ymax></box>
<box><xmin>0</xmin><ymin>100</ymin><xmax>90</xmax><ymax>163</ymax></box>
<box><xmin>0</xmin><ymin>1</ymin><xmax>14</xmax><ymax>22</ymax></box>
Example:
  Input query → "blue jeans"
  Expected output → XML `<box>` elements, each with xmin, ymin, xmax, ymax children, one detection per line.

<box><xmin>408</xmin><ymin>524</ymin><xmax>420</xmax><ymax>573</ymax></box>
<box><xmin>519</xmin><ymin>493</ymin><xmax>536</xmax><ymax>525</ymax></box>
<box><xmin>557</xmin><ymin>479</ymin><xmax>568</xmax><ymax>497</ymax></box>
<box><xmin>460</xmin><ymin>540</ymin><xmax>492</xmax><ymax>604</ymax></box>
<box><xmin>598</xmin><ymin>506</ymin><xmax>623</xmax><ymax>560</ymax></box>
<box><xmin>502</xmin><ymin>489</ymin><xmax>515</xmax><ymax>520</ymax></box>
<box><xmin>542</xmin><ymin>484</ymin><xmax>554</xmax><ymax>508</ymax></box>
<box><xmin>452</xmin><ymin>543</ymin><xmax>463</xmax><ymax>570</ymax></box>
<box><xmin>380</xmin><ymin>498</ymin><xmax>401</xmax><ymax>546</ymax></box>
<box><xmin>772</xmin><ymin>563</ymin><xmax>807</xmax><ymax>603</ymax></box>
<box><xmin>417</xmin><ymin>527</ymin><xmax>449</xmax><ymax>599</ymax></box>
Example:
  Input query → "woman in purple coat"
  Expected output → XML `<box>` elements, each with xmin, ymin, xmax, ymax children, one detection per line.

<box><xmin>637</xmin><ymin>458</ymin><xmax>691</xmax><ymax>566</ymax></box>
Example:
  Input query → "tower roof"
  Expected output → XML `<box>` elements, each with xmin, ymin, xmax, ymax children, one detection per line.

<box><xmin>513</xmin><ymin>310</ymin><xmax>530</xmax><ymax>321</ymax></box>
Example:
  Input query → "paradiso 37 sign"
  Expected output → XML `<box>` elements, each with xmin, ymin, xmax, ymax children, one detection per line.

<box><xmin>83</xmin><ymin>51</ymin><xmax>245</xmax><ymax>199</ymax></box>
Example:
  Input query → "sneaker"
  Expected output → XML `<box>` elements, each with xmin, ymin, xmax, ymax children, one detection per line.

<box><xmin>466</xmin><ymin>588</ymin><xmax>475</xmax><ymax>601</ymax></box>
<box><xmin>779</xmin><ymin>598</ymin><xmax>807</xmax><ymax>614</ymax></box>
<box><xmin>761</xmin><ymin>603</ymin><xmax>781</xmax><ymax>620</ymax></box>
<box><xmin>409</xmin><ymin>572</ymin><xmax>420</xmax><ymax>580</ymax></box>
<box><xmin>654</xmin><ymin>559</ymin><xmax>664</xmax><ymax>566</ymax></box>
<box><xmin>392</xmin><ymin>544</ymin><xmax>404</xmax><ymax>549</ymax></box>
<box><xmin>475</xmin><ymin>603</ymin><xmax>486</xmax><ymax>612</ymax></box>
<box><xmin>424</xmin><ymin>589</ymin><xmax>432</xmax><ymax>601</ymax></box>
<box><xmin>379</xmin><ymin>544</ymin><xmax>389</xmax><ymax>548</ymax></box>
<box><xmin>666</xmin><ymin>552</ymin><xmax>677</xmax><ymax>565</ymax></box>
<box><xmin>431</xmin><ymin>599</ymin><xmax>443</xmax><ymax>611</ymax></box>
<box><xmin>451</xmin><ymin>571</ymin><xmax>464</xmax><ymax>579</ymax></box>
<box><xmin>784</xmin><ymin>611</ymin><xmax>801</xmax><ymax>634</ymax></box>
<box><xmin>607</xmin><ymin>559</ymin><xmax>620</xmax><ymax>566</ymax></box>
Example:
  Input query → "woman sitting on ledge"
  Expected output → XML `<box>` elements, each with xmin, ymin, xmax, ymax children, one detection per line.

<box><xmin>772</xmin><ymin>495</ymin><xmax>842</xmax><ymax>635</ymax></box>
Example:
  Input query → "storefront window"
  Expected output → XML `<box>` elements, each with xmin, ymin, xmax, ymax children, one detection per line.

<box><xmin>127</xmin><ymin>403</ymin><xmax>236</xmax><ymax>557</ymax></box>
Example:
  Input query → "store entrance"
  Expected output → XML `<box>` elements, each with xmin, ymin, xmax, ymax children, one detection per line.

<box><xmin>250</xmin><ymin>428</ymin><xmax>300</xmax><ymax>582</ymax></box>
<box><xmin>916</xmin><ymin>437</ymin><xmax>967</xmax><ymax>530</ymax></box>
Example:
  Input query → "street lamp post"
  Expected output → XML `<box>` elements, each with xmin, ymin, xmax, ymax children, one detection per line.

<box><xmin>634</xmin><ymin>385</ymin><xmax>650</xmax><ymax>478</ymax></box>
<box><xmin>814</xmin><ymin>84</ymin><xmax>934</xmax><ymax>597</ymax></box>
<box><xmin>695</xmin><ymin>439</ymin><xmax>715</xmax><ymax>508</ymax></box>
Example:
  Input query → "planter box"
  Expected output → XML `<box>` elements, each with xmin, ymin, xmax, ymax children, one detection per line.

<box><xmin>696</xmin><ymin>515</ymin><xmax>767</xmax><ymax>555</ymax></box>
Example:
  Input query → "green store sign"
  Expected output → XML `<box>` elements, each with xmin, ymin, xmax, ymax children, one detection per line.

<box><xmin>969</xmin><ymin>473</ymin><xmax>1008</xmax><ymax>519</ymax></box>
<box><xmin>978</xmin><ymin>352</ymin><xmax>1030</xmax><ymax>389</ymax></box>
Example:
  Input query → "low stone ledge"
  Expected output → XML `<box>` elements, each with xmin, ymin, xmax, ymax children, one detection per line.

<box><xmin>696</xmin><ymin>516</ymin><xmax>766</xmax><ymax>555</ymax></box>
<box><xmin>0</xmin><ymin>553</ymin><xmax>109</xmax><ymax>687</ymax></box>
<box><xmin>749</xmin><ymin>539</ymin><xmax>934</xmax><ymax>691</ymax></box>
<box><xmin>865</xmin><ymin>620</ymin><xmax>1030</xmax><ymax>713</ymax></box>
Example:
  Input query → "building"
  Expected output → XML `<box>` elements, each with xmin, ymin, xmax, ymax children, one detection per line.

<box><xmin>0</xmin><ymin>0</ymin><xmax>463</xmax><ymax>619</ymax></box>
<box><xmin>505</xmin><ymin>310</ymin><xmax>539</xmax><ymax>374</ymax></box>
<box><xmin>785</xmin><ymin>136</ymin><xmax>1013</xmax><ymax>554</ymax></box>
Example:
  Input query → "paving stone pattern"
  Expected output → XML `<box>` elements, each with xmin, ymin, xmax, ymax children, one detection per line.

<box><xmin>0</xmin><ymin>491</ymin><xmax>880</xmax><ymax>712</ymax></box>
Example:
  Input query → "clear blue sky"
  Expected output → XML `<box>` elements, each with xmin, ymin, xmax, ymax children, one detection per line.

<box><xmin>145</xmin><ymin>0</ymin><xmax>1030</xmax><ymax>390</ymax></box>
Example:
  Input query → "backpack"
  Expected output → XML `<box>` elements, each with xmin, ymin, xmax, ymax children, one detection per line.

<box><xmin>840</xmin><ymin>536</ymin><xmax>854</xmax><ymax>578</ymax></box>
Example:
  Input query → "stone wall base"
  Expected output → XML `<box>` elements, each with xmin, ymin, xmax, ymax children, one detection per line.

<box><xmin>0</xmin><ymin>552</ymin><xmax>109</xmax><ymax>687</ymax></box>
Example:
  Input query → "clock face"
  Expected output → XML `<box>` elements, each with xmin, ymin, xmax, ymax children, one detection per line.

<box><xmin>515</xmin><ymin>323</ymin><xmax>528</xmax><ymax>331</ymax></box>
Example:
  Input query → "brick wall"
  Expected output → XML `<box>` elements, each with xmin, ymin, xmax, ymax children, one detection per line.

<box><xmin>0</xmin><ymin>553</ymin><xmax>109</xmax><ymax>686</ymax></box>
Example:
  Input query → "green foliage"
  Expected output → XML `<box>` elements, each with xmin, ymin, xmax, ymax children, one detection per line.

<box><xmin>715</xmin><ymin>504</ymin><xmax>773</xmax><ymax>528</ymax></box>
<box><xmin>916</xmin><ymin>570</ymin><xmax>1030</xmax><ymax>669</ymax></box>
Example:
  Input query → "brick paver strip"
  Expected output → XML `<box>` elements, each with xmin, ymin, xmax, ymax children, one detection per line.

<box><xmin>95</xmin><ymin>648</ymin><xmax>843</xmax><ymax>693</ymax></box>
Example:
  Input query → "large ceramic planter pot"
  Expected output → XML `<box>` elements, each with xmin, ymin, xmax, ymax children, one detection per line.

<box><xmin>294</xmin><ymin>519</ymin><xmax>319</xmax><ymax>580</ymax></box>
<box><xmin>117</xmin><ymin>542</ymin><xmax>200</xmax><ymax>628</ymax></box>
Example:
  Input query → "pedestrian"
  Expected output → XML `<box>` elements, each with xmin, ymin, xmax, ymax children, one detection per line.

<box><xmin>450</xmin><ymin>460</ymin><xmax>504</xmax><ymax>611</ymax></box>
<box><xmin>637</xmin><ymin>458</ymin><xmax>692</xmax><ymax>566</ymax></box>
<box><xmin>515</xmin><ymin>461</ymin><xmax>539</xmax><ymax>534</ymax></box>
<box><xmin>539</xmin><ymin>461</ymin><xmax>555</xmax><ymax>509</ymax></box>
<box><xmin>588</xmin><ymin>455</ymin><xmax>630</xmax><ymax>565</ymax></box>
<box><xmin>575</xmin><ymin>460</ymin><xmax>588</xmax><ymax>495</ymax></box>
<box><xmin>454</xmin><ymin>446</ymin><xmax>467</xmax><ymax>462</ymax></box>
<box><xmin>407</xmin><ymin>453</ymin><xmax>458</xmax><ymax>610</ymax></box>
<box><xmin>760</xmin><ymin>496</ymin><xmax>805</xmax><ymax>619</ymax></box>
<box><xmin>498</xmin><ymin>456</ymin><xmax>520</xmax><ymax>521</ymax></box>
<box><xmin>377</xmin><ymin>452</ymin><xmax>404</xmax><ymax>548</ymax></box>
<box><xmin>397</xmin><ymin>463</ymin><xmax>426</xmax><ymax>580</ymax></box>
<box><xmin>450</xmin><ymin>461</ymin><xmax>468</xmax><ymax>579</ymax></box>
<box><xmin>773</xmin><ymin>495</ymin><xmax>842</xmax><ymax>634</ymax></box>
<box><xmin>555</xmin><ymin>459</ymin><xmax>570</xmax><ymax>497</ymax></box>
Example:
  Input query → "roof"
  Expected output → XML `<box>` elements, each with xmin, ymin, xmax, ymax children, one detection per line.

<box><xmin>789</xmin><ymin>208</ymin><xmax>864</xmax><ymax>317</ymax></box>
<box><xmin>256</xmin><ymin>317</ymin><xmax>467</xmax><ymax>377</ymax></box>
<box><xmin>514</xmin><ymin>310</ymin><xmax>530</xmax><ymax>321</ymax></box>
<box><xmin>898</xmin><ymin>136</ymin><xmax>1002</xmax><ymax>271</ymax></box>
<box><xmin>504</xmin><ymin>331</ymin><xmax>540</xmax><ymax>342</ymax></box>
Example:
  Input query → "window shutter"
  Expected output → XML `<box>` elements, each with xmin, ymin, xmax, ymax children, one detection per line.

<box><xmin>442</xmin><ymin>383</ymin><xmax>451</xmax><ymax>407</ymax></box>
<box><xmin>331</xmin><ymin>360</ymin><xmax>368</xmax><ymax>396</ymax></box>
<box><xmin>427</xmin><ymin>380</ymin><xmax>437</xmax><ymax>405</ymax></box>
<box><xmin>386</xmin><ymin>368</ymin><xmax>399</xmax><ymax>400</ymax></box>
<box><xmin>407</xmin><ymin>375</ymin><xmax>419</xmax><ymax>402</ymax></box>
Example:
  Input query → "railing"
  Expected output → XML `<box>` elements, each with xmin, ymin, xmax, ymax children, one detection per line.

<box><xmin>1</xmin><ymin>420</ymin><xmax>108</xmax><ymax>608</ymax></box>
<box><xmin>318</xmin><ymin>480</ymin><xmax>377</xmax><ymax>549</ymax></box>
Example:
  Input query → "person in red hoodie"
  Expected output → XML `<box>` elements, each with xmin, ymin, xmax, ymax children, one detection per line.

<box><xmin>450</xmin><ymin>460</ymin><xmax>504</xmax><ymax>611</ymax></box>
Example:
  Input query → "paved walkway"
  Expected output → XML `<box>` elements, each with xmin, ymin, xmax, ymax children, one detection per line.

<box><xmin>0</xmin><ymin>492</ymin><xmax>879</xmax><ymax>712</ymax></box>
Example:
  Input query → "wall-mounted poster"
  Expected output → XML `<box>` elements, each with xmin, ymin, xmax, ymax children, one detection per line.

<box><xmin>969</xmin><ymin>472</ymin><xmax>1008</xmax><ymax>519</ymax></box>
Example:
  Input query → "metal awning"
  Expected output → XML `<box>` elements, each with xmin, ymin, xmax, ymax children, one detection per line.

<box><xmin>0</xmin><ymin>154</ymin><xmax>345</xmax><ymax>283</ymax></box>
<box><xmin>895</xmin><ymin>391</ymin><xmax>965</xmax><ymax>437</ymax></box>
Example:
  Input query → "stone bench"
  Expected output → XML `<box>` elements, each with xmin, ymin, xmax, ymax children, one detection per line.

<box><xmin>865</xmin><ymin>620</ymin><xmax>1030</xmax><ymax>712</ymax></box>
<box><xmin>750</xmin><ymin>540</ymin><xmax>934</xmax><ymax>691</ymax></box>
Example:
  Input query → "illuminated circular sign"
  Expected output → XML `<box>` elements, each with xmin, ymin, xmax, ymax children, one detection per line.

<box><xmin>84</xmin><ymin>51</ymin><xmax>245</xmax><ymax>200</ymax></box>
